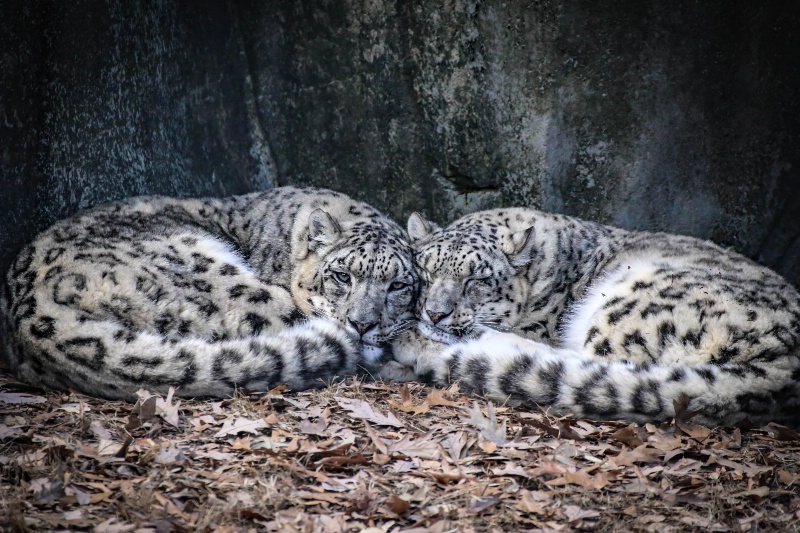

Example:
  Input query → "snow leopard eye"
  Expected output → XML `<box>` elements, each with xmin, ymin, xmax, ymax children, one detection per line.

<box><xmin>465</xmin><ymin>277</ymin><xmax>492</xmax><ymax>294</ymax></box>
<box><xmin>332</xmin><ymin>271</ymin><xmax>351</xmax><ymax>284</ymax></box>
<box><xmin>389</xmin><ymin>281</ymin><xmax>408</xmax><ymax>291</ymax></box>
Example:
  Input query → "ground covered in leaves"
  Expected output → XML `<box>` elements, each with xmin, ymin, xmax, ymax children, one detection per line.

<box><xmin>1</xmin><ymin>369</ymin><xmax>799</xmax><ymax>533</ymax></box>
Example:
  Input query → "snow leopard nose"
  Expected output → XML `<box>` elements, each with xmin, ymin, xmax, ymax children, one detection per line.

<box><xmin>348</xmin><ymin>319</ymin><xmax>377</xmax><ymax>337</ymax></box>
<box><xmin>426</xmin><ymin>309</ymin><xmax>451</xmax><ymax>324</ymax></box>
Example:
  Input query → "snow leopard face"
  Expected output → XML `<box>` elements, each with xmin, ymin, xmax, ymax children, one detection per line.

<box><xmin>294</xmin><ymin>210</ymin><xmax>418</xmax><ymax>347</ymax></box>
<box><xmin>406</xmin><ymin>212</ymin><xmax>536</xmax><ymax>337</ymax></box>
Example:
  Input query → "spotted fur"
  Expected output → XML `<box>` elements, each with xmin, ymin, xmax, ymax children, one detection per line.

<box><xmin>394</xmin><ymin>208</ymin><xmax>800</xmax><ymax>426</ymax></box>
<box><xmin>1</xmin><ymin>187</ymin><xmax>417</xmax><ymax>400</ymax></box>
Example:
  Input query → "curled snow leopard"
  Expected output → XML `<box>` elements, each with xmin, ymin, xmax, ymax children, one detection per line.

<box><xmin>392</xmin><ymin>208</ymin><xmax>800</xmax><ymax>426</ymax></box>
<box><xmin>1</xmin><ymin>187</ymin><xmax>418</xmax><ymax>400</ymax></box>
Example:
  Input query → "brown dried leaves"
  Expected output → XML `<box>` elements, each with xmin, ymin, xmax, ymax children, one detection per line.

<box><xmin>1</xmin><ymin>375</ymin><xmax>799</xmax><ymax>532</ymax></box>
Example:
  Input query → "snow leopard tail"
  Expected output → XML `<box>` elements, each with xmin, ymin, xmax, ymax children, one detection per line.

<box><xmin>415</xmin><ymin>333</ymin><xmax>800</xmax><ymax>426</ymax></box>
<box><xmin>4</xmin><ymin>315</ymin><xmax>360</xmax><ymax>402</ymax></box>
<box><xmin>1</xmin><ymin>276</ymin><xmax>360</xmax><ymax>401</ymax></box>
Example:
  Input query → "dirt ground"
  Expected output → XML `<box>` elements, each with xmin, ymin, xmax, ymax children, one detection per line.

<box><xmin>1</xmin><ymin>367</ymin><xmax>799</xmax><ymax>533</ymax></box>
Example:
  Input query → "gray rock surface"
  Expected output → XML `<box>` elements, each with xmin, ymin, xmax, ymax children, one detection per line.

<box><xmin>2</xmin><ymin>1</ymin><xmax>799</xmax><ymax>285</ymax></box>
<box><xmin>1</xmin><ymin>1</ymin><xmax>273</xmax><ymax>278</ymax></box>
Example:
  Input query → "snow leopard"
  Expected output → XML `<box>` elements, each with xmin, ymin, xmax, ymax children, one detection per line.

<box><xmin>391</xmin><ymin>208</ymin><xmax>800</xmax><ymax>426</ymax></box>
<box><xmin>1</xmin><ymin>187</ymin><xmax>418</xmax><ymax>400</ymax></box>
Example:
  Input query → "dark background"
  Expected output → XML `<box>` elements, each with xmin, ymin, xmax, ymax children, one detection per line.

<box><xmin>2</xmin><ymin>1</ymin><xmax>799</xmax><ymax>285</ymax></box>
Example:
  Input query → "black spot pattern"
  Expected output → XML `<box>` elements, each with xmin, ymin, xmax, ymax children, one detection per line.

<box><xmin>410</xmin><ymin>205</ymin><xmax>800</xmax><ymax>426</ymax></box>
<box><xmin>57</xmin><ymin>337</ymin><xmax>106</xmax><ymax>371</ymax></box>
<box><xmin>2</xmin><ymin>187</ymin><xmax>413</xmax><ymax>401</ymax></box>
<box><xmin>30</xmin><ymin>316</ymin><xmax>56</xmax><ymax>338</ymax></box>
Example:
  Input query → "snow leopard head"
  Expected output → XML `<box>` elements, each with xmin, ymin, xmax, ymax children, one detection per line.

<box><xmin>406</xmin><ymin>210</ymin><xmax>538</xmax><ymax>337</ymax></box>
<box><xmin>293</xmin><ymin>208</ymin><xmax>418</xmax><ymax>347</ymax></box>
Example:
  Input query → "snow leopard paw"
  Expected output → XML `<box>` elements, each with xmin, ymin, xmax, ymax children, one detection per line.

<box><xmin>360</xmin><ymin>343</ymin><xmax>386</xmax><ymax>364</ymax></box>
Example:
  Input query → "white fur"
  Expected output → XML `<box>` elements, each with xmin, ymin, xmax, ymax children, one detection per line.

<box><xmin>560</xmin><ymin>261</ymin><xmax>658</xmax><ymax>352</ymax></box>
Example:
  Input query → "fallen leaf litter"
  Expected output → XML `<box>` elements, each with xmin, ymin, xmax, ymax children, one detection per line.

<box><xmin>1</xmin><ymin>373</ymin><xmax>799</xmax><ymax>532</ymax></box>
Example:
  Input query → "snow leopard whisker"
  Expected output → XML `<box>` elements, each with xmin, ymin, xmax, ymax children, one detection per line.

<box><xmin>473</xmin><ymin>316</ymin><xmax>511</xmax><ymax>332</ymax></box>
<box><xmin>389</xmin><ymin>320</ymin><xmax>416</xmax><ymax>335</ymax></box>
<box><xmin>382</xmin><ymin>321</ymin><xmax>416</xmax><ymax>343</ymax></box>
<box><xmin>312</xmin><ymin>308</ymin><xmax>335</xmax><ymax>321</ymax></box>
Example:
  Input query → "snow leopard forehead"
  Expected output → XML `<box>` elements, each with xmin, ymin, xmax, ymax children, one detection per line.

<box><xmin>415</xmin><ymin>222</ymin><xmax>512</xmax><ymax>279</ymax></box>
<box><xmin>329</xmin><ymin>221</ymin><xmax>418</xmax><ymax>282</ymax></box>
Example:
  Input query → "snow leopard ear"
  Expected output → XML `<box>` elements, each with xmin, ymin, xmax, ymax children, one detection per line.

<box><xmin>307</xmin><ymin>209</ymin><xmax>342</xmax><ymax>255</ymax></box>
<box><xmin>407</xmin><ymin>212</ymin><xmax>440</xmax><ymax>244</ymax></box>
<box><xmin>505</xmin><ymin>226</ymin><xmax>538</xmax><ymax>269</ymax></box>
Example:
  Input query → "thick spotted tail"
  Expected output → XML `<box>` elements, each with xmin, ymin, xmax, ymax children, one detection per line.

<box><xmin>1</xmin><ymin>238</ymin><xmax>362</xmax><ymax>401</ymax></box>
<box><xmin>413</xmin><ymin>331</ymin><xmax>800</xmax><ymax>426</ymax></box>
<box><xmin>2</xmin><ymin>302</ymin><xmax>360</xmax><ymax>401</ymax></box>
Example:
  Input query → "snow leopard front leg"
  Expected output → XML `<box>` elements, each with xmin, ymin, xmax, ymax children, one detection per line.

<box><xmin>357</xmin><ymin>344</ymin><xmax>418</xmax><ymax>383</ymax></box>
<box><xmin>356</xmin><ymin>325</ymin><xmax>435</xmax><ymax>383</ymax></box>
<box><xmin>377</xmin><ymin>323</ymin><xmax>515</xmax><ymax>385</ymax></box>
<box><xmin>359</xmin><ymin>322</ymin><xmax>463</xmax><ymax>383</ymax></box>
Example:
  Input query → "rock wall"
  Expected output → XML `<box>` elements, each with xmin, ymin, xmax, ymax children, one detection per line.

<box><xmin>2</xmin><ymin>1</ymin><xmax>799</xmax><ymax>284</ymax></box>
<box><xmin>0</xmin><ymin>1</ymin><xmax>273</xmax><ymax>278</ymax></box>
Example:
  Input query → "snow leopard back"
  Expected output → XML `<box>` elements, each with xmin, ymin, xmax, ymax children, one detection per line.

<box><xmin>400</xmin><ymin>208</ymin><xmax>800</xmax><ymax>425</ymax></box>
<box><xmin>1</xmin><ymin>187</ymin><xmax>418</xmax><ymax>400</ymax></box>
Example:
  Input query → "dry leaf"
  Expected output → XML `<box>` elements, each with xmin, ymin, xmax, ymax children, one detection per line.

<box><xmin>440</xmin><ymin>431</ymin><xmax>471</xmax><ymax>461</ymax></box>
<box><xmin>461</xmin><ymin>402</ymin><xmax>508</xmax><ymax>445</ymax></box>
<box><xmin>387</xmin><ymin>433</ymin><xmax>441</xmax><ymax>460</ymax></box>
<box><xmin>731</xmin><ymin>486</ymin><xmax>770</xmax><ymax>499</ymax></box>
<box><xmin>133</xmin><ymin>392</ymin><xmax>158</xmax><ymax>420</ymax></box>
<box><xmin>59</xmin><ymin>402</ymin><xmax>91</xmax><ymax>413</ymax></box>
<box><xmin>214</xmin><ymin>417</ymin><xmax>268</xmax><ymax>438</ymax></box>
<box><xmin>88</xmin><ymin>420</ymin><xmax>113</xmax><ymax>441</ymax></box>
<box><xmin>612</xmin><ymin>425</ymin><xmax>646</xmax><ymax>447</ymax></box>
<box><xmin>189</xmin><ymin>414</ymin><xmax>216</xmax><ymax>431</ymax></box>
<box><xmin>230</xmin><ymin>436</ymin><xmax>252</xmax><ymax>450</ymax></box>
<box><xmin>154</xmin><ymin>443</ymin><xmax>187</xmax><ymax>464</ymax></box>
<box><xmin>763</xmin><ymin>423</ymin><xmax>800</xmax><ymax>442</ymax></box>
<box><xmin>387</xmin><ymin>396</ymin><xmax>430</xmax><ymax>415</ymax></box>
<box><xmin>610</xmin><ymin>445</ymin><xmax>663</xmax><ymax>467</ymax></box>
<box><xmin>196</xmin><ymin>449</ymin><xmax>235</xmax><ymax>461</ymax></box>
<box><xmin>777</xmin><ymin>470</ymin><xmax>800</xmax><ymax>485</ymax></box>
<box><xmin>0</xmin><ymin>392</ymin><xmax>46</xmax><ymax>404</ymax></box>
<box><xmin>562</xmin><ymin>505</ymin><xmax>601</xmax><ymax>523</ymax></box>
<box><xmin>673</xmin><ymin>395</ymin><xmax>712</xmax><ymax>439</ymax></box>
<box><xmin>712</xmin><ymin>456</ymin><xmax>773</xmax><ymax>477</ymax></box>
<box><xmin>547</xmin><ymin>468</ymin><xmax>612</xmax><ymax>489</ymax></box>
<box><xmin>731</xmin><ymin>427</ymin><xmax>743</xmax><ymax>448</ymax></box>
<box><xmin>516</xmin><ymin>490</ymin><xmax>552</xmax><ymax>514</ymax></box>
<box><xmin>479</xmin><ymin>439</ymin><xmax>497</xmax><ymax>454</ymax></box>
<box><xmin>556</xmin><ymin>419</ymin><xmax>585</xmax><ymax>440</ymax></box>
<box><xmin>426</xmin><ymin>388</ymin><xmax>460</xmax><ymax>407</ymax></box>
<box><xmin>363</xmin><ymin>421</ymin><xmax>388</xmax><ymax>455</ymax></box>
<box><xmin>386</xmin><ymin>495</ymin><xmax>411</xmax><ymax>516</ymax></box>
<box><xmin>520</xmin><ymin>417</ymin><xmax>563</xmax><ymax>439</ymax></box>
<box><xmin>2</xmin><ymin>359</ymin><xmax>799</xmax><ymax>532</ymax></box>
<box><xmin>156</xmin><ymin>387</ymin><xmax>181</xmax><ymax>427</ymax></box>
<box><xmin>649</xmin><ymin>433</ymin><xmax>684</xmax><ymax>452</ymax></box>
<box><xmin>491</xmin><ymin>463</ymin><xmax>532</xmax><ymax>478</ymax></box>
<box><xmin>93</xmin><ymin>518</ymin><xmax>136</xmax><ymax>533</ymax></box>
<box><xmin>335</xmin><ymin>397</ymin><xmax>404</xmax><ymax>428</ymax></box>
<box><xmin>299</xmin><ymin>417</ymin><xmax>329</xmax><ymax>436</ymax></box>
<box><xmin>317</xmin><ymin>453</ymin><xmax>369</xmax><ymax>468</ymax></box>
<box><xmin>97</xmin><ymin>439</ymin><xmax>123</xmax><ymax>456</ymax></box>
<box><xmin>0</xmin><ymin>424</ymin><xmax>23</xmax><ymax>440</ymax></box>
<box><xmin>468</xmin><ymin>494</ymin><xmax>500</xmax><ymax>514</ymax></box>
